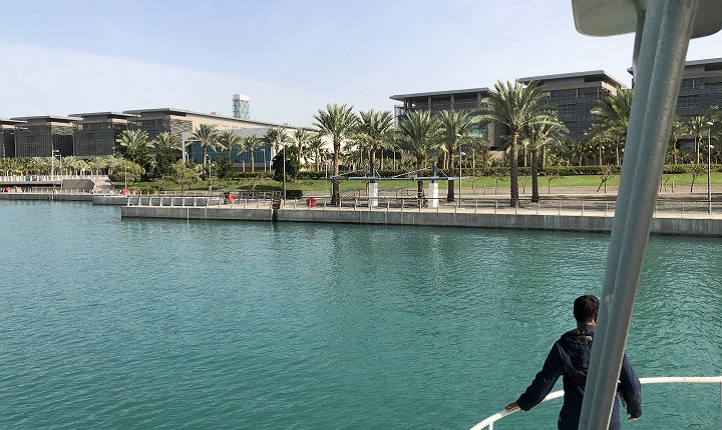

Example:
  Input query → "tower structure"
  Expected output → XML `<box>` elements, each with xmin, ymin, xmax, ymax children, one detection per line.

<box><xmin>232</xmin><ymin>94</ymin><xmax>250</xmax><ymax>120</ymax></box>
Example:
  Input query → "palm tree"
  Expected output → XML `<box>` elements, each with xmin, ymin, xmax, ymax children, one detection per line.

<box><xmin>397</xmin><ymin>110</ymin><xmax>442</xmax><ymax>199</ymax></box>
<box><xmin>244</xmin><ymin>135</ymin><xmax>262</xmax><ymax>172</ymax></box>
<box><xmin>264</xmin><ymin>126</ymin><xmax>290</xmax><ymax>154</ymax></box>
<box><xmin>313</xmin><ymin>103</ymin><xmax>359</xmax><ymax>204</ymax></box>
<box><xmin>187</xmin><ymin>124</ymin><xmax>220</xmax><ymax>167</ymax></box>
<box><xmin>667</xmin><ymin>117</ymin><xmax>685</xmax><ymax>164</ymax></box>
<box><xmin>475</xmin><ymin>80</ymin><xmax>551</xmax><ymax>207</ymax></box>
<box><xmin>520</xmin><ymin>116</ymin><xmax>568</xmax><ymax>202</ymax></box>
<box><xmin>217</xmin><ymin>130</ymin><xmax>245</xmax><ymax>160</ymax></box>
<box><xmin>687</xmin><ymin>116</ymin><xmax>708</xmax><ymax>165</ymax></box>
<box><xmin>291</xmin><ymin>128</ymin><xmax>312</xmax><ymax>166</ymax></box>
<box><xmin>115</xmin><ymin>129</ymin><xmax>154</xmax><ymax>168</ymax></box>
<box><xmin>356</xmin><ymin>109</ymin><xmax>395</xmax><ymax>175</ymax></box>
<box><xmin>306</xmin><ymin>135</ymin><xmax>326</xmax><ymax>171</ymax></box>
<box><xmin>155</xmin><ymin>131</ymin><xmax>183</xmax><ymax>151</ymax></box>
<box><xmin>588</xmin><ymin>89</ymin><xmax>633</xmax><ymax>166</ymax></box>
<box><xmin>436</xmin><ymin>110</ymin><xmax>473</xmax><ymax>202</ymax></box>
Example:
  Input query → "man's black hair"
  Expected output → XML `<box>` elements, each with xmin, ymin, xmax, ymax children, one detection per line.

<box><xmin>573</xmin><ymin>295</ymin><xmax>599</xmax><ymax>323</ymax></box>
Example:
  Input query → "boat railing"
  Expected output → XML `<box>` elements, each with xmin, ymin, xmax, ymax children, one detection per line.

<box><xmin>468</xmin><ymin>376</ymin><xmax>722</xmax><ymax>430</ymax></box>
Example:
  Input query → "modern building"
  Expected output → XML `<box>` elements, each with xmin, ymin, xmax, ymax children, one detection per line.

<box><xmin>70</xmin><ymin>112</ymin><xmax>139</xmax><ymax>159</ymax></box>
<box><xmin>11</xmin><ymin>116</ymin><xmax>78</xmax><ymax>158</ymax></box>
<box><xmin>518</xmin><ymin>71</ymin><xmax>627</xmax><ymax>142</ymax></box>
<box><xmin>651</xmin><ymin>57</ymin><xmax>722</xmax><ymax>121</ymax></box>
<box><xmin>389</xmin><ymin>88</ymin><xmax>505</xmax><ymax>149</ymax></box>
<box><xmin>123</xmin><ymin>108</ymin><xmax>297</xmax><ymax>169</ymax></box>
<box><xmin>0</xmin><ymin>118</ymin><xmax>25</xmax><ymax>159</ymax></box>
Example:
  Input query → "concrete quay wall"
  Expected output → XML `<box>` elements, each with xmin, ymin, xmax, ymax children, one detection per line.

<box><xmin>0</xmin><ymin>192</ymin><xmax>93</xmax><ymax>202</ymax></box>
<box><xmin>120</xmin><ymin>205</ymin><xmax>722</xmax><ymax>237</ymax></box>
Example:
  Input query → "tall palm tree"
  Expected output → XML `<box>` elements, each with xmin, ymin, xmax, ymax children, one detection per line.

<box><xmin>291</xmin><ymin>128</ymin><xmax>312</xmax><ymax>166</ymax></box>
<box><xmin>264</xmin><ymin>126</ymin><xmax>290</xmax><ymax>154</ymax></box>
<box><xmin>475</xmin><ymin>80</ymin><xmax>551</xmax><ymax>207</ymax></box>
<box><xmin>356</xmin><ymin>109</ymin><xmax>395</xmax><ymax>175</ymax></box>
<box><xmin>436</xmin><ymin>110</ymin><xmax>473</xmax><ymax>202</ymax></box>
<box><xmin>306</xmin><ymin>135</ymin><xmax>326</xmax><ymax>171</ymax></box>
<box><xmin>243</xmin><ymin>135</ymin><xmax>262</xmax><ymax>172</ymax></box>
<box><xmin>217</xmin><ymin>130</ymin><xmax>245</xmax><ymax>160</ymax></box>
<box><xmin>521</xmin><ymin>116</ymin><xmax>568</xmax><ymax>202</ymax></box>
<box><xmin>667</xmin><ymin>117</ymin><xmax>685</xmax><ymax>164</ymax></box>
<box><xmin>313</xmin><ymin>103</ymin><xmax>359</xmax><ymax>204</ymax></box>
<box><xmin>687</xmin><ymin>116</ymin><xmax>708</xmax><ymax>165</ymax></box>
<box><xmin>397</xmin><ymin>110</ymin><xmax>442</xmax><ymax>199</ymax></box>
<box><xmin>187</xmin><ymin>124</ymin><xmax>220</xmax><ymax>167</ymax></box>
<box><xmin>589</xmin><ymin>88</ymin><xmax>633</xmax><ymax>166</ymax></box>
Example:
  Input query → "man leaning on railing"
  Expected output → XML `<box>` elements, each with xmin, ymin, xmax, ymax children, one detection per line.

<box><xmin>504</xmin><ymin>295</ymin><xmax>642</xmax><ymax>429</ymax></box>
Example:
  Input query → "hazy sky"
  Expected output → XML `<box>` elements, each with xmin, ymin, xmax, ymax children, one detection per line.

<box><xmin>1</xmin><ymin>1</ymin><xmax>720</xmax><ymax>127</ymax></box>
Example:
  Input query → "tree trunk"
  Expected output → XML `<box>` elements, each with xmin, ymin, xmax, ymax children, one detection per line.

<box><xmin>250</xmin><ymin>151</ymin><xmax>255</xmax><ymax>173</ymax></box>
<box><xmin>531</xmin><ymin>149</ymin><xmax>540</xmax><ymax>203</ymax></box>
<box><xmin>331</xmin><ymin>140</ymin><xmax>341</xmax><ymax>205</ymax></box>
<box><xmin>509</xmin><ymin>131</ymin><xmax>520</xmax><ymax>207</ymax></box>
<box><xmin>447</xmin><ymin>145</ymin><xmax>456</xmax><ymax>202</ymax></box>
<box><xmin>416</xmin><ymin>156</ymin><xmax>424</xmax><ymax>200</ymax></box>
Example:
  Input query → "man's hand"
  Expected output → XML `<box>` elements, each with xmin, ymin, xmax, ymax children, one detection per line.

<box><xmin>505</xmin><ymin>402</ymin><xmax>520</xmax><ymax>412</ymax></box>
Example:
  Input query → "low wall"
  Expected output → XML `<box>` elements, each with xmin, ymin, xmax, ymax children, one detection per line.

<box><xmin>0</xmin><ymin>193</ymin><xmax>93</xmax><ymax>202</ymax></box>
<box><xmin>120</xmin><ymin>205</ymin><xmax>722</xmax><ymax>237</ymax></box>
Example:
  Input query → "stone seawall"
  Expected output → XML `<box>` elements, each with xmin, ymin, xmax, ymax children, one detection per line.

<box><xmin>120</xmin><ymin>205</ymin><xmax>722</xmax><ymax>237</ymax></box>
<box><xmin>0</xmin><ymin>193</ymin><xmax>93</xmax><ymax>202</ymax></box>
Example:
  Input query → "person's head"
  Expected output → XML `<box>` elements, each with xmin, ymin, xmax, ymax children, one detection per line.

<box><xmin>573</xmin><ymin>295</ymin><xmax>599</xmax><ymax>324</ymax></box>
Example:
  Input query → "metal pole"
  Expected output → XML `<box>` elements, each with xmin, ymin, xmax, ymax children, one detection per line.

<box><xmin>579</xmin><ymin>2</ymin><xmax>699</xmax><ymax>429</ymax></box>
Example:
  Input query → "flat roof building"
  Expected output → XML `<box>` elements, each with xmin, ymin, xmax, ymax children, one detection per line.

<box><xmin>123</xmin><ymin>108</ymin><xmax>298</xmax><ymax>167</ymax></box>
<box><xmin>11</xmin><ymin>116</ymin><xmax>79</xmax><ymax>158</ymax></box>
<box><xmin>389</xmin><ymin>88</ymin><xmax>505</xmax><ymax>149</ymax></box>
<box><xmin>628</xmin><ymin>58</ymin><xmax>722</xmax><ymax>121</ymax></box>
<box><xmin>518</xmin><ymin>70</ymin><xmax>627</xmax><ymax>142</ymax></box>
<box><xmin>1</xmin><ymin>118</ymin><xmax>25</xmax><ymax>159</ymax></box>
<box><xmin>70</xmin><ymin>112</ymin><xmax>139</xmax><ymax>159</ymax></box>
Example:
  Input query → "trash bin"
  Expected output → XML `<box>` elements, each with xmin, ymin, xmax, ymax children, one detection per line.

<box><xmin>228</xmin><ymin>194</ymin><xmax>236</xmax><ymax>204</ymax></box>
<box><xmin>306</xmin><ymin>198</ymin><xmax>317</xmax><ymax>207</ymax></box>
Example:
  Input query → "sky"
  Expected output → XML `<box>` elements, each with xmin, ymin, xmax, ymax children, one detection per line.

<box><xmin>1</xmin><ymin>0</ymin><xmax>721</xmax><ymax>127</ymax></box>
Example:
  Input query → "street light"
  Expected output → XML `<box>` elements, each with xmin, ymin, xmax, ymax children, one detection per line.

<box><xmin>707</xmin><ymin>121</ymin><xmax>714</xmax><ymax>214</ymax></box>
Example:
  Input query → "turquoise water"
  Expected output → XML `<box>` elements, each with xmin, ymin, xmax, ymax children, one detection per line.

<box><xmin>2</xmin><ymin>200</ymin><xmax>721</xmax><ymax>429</ymax></box>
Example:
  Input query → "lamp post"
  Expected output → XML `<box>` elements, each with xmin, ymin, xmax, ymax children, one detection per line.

<box><xmin>707</xmin><ymin>121</ymin><xmax>714</xmax><ymax>214</ymax></box>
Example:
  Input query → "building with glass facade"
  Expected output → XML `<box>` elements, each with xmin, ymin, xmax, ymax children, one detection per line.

<box><xmin>71</xmin><ymin>112</ymin><xmax>139</xmax><ymax>158</ymax></box>
<box><xmin>389</xmin><ymin>88</ymin><xmax>505</xmax><ymax>149</ymax></box>
<box><xmin>517</xmin><ymin>71</ymin><xmax>627</xmax><ymax>142</ymax></box>
<box><xmin>11</xmin><ymin>116</ymin><xmax>77</xmax><ymax>158</ymax></box>
<box><xmin>0</xmin><ymin>118</ymin><xmax>24</xmax><ymax>159</ymax></box>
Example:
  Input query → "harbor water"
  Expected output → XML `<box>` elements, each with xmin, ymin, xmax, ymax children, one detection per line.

<box><xmin>2</xmin><ymin>200</ymin><xmax>721</xmax><ymax>429</ymax></box>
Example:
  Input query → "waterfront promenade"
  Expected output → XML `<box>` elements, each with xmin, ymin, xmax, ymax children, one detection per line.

<box><xmin>117</xmin><ymin>189</ymin><xmax>722</xmax><ymax>237</ymax></box>
<box><xmin>4</xmin><ymin>185</ymin><xmax>722</xmax><ymax>236</ymax></box>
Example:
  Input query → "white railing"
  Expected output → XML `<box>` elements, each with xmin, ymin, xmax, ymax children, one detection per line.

<box><xmin>468</xmin><ymin>376</ymin><xmax>722</xmax><ymax>430</ymax></box>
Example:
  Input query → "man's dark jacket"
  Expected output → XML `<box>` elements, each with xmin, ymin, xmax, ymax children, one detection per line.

<box><xmin>515</xmin><ymin>325</ymin><xmax>642</xmax><ymax>430</ymax></box>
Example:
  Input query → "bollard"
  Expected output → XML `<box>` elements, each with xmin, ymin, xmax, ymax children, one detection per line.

<box><xmin>581</xmin><ymin>203</ymin><xmax>585</xmax><ymax>216</ymax></box>
<box><xmin>474</xmin><ymin>202</ymin><xmax>477</xmax><ymax>214</ymax></box>
<box><xmin>494</xmin><ymin>201</ymin><xmax>497</xmax><ymax>214</ymax></box>
<box><xmin>536</xmin><ymin>202</ymin><xmax>540</xmax><ymax>215</ymax></box>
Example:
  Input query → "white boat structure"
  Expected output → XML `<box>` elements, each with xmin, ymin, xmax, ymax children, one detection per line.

<box><xmin>471</xmin><ymin>1</ymin><xmax>722</xmax><ymax>429</ymax></box>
